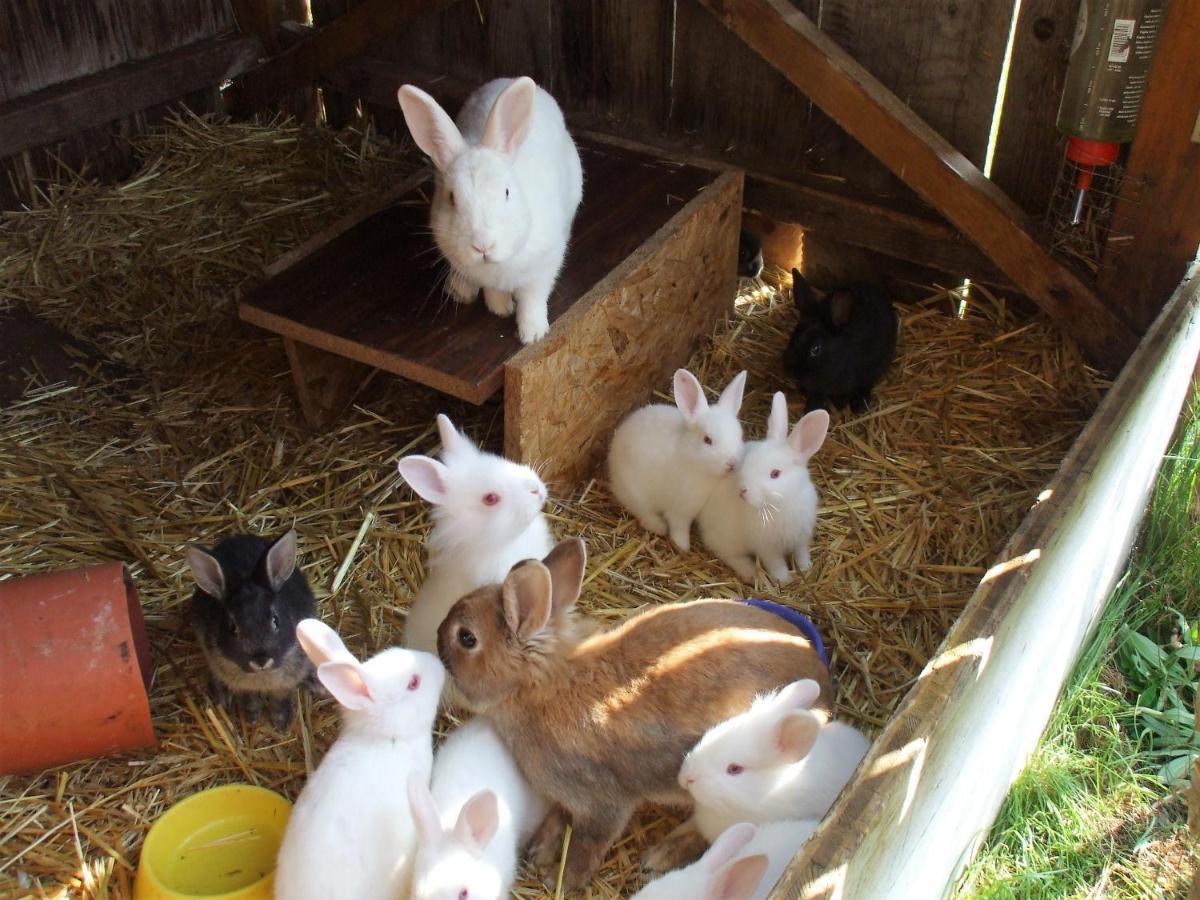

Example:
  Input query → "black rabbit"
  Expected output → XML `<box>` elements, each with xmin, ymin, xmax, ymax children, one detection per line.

<box><xmin>185</xmin><ymin>530</ymin><xmax>318</xmax><ymax>730</ymax></box>
<box><xmin>783</xmin><ymin>268</ymin><xmax>898</xmax><ymax>413</ymax></box>
<box><xmin>738</xmin><ymin>227</ymin><xmax>764</xmax><ymax>278</ymax></box>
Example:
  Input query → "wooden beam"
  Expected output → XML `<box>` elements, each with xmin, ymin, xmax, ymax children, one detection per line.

<box><xmin>0</xmin><ymin>34</ymin><xmax>261</xmax><ymax>160</ymax></box>
<box><xmin>225</xmin><ymin>0</ymin><xmax>465</xmax><ymax>115</ymax></box>
<box><xmin>323</xmin><ymin>57</ymin><xmax>1012</xmax><ymax>286</ymax></box>
<box><xmin>694</xmin><ymin>0</ymin><xmax>1138</xmax><ymax>372</ymax></box>
<box><xmin>772</xmin><ymin>264</ymin><xmax>1200</xmax><ymax>898</ymax></box>
<box><xmin>1097</xmin><ymin>0</ymin><xmax>1200</xmax><ymax>332</ymax></box>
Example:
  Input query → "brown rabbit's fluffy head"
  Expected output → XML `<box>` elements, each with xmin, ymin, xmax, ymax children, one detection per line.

<box><xmin>437</xmin><ymin>538</ymin><xmax>587</xmax><ymax>711</ymax></box>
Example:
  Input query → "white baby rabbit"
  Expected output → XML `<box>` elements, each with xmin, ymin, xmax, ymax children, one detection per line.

<box><xmin>608</xmin><ymin>368</ymin><xmax>748</xmax><ymax>551</ymax></box>
<box><xmin>408</xmin><ymin>718</ymin><xmax>548</xmax><ymax>900</ymax></box>
<box><xmin>678</xmin><ymin>679</ymin><xmax>869</xmax><ymax>841</ymax></box>
<box><xmin>631</xmin><ymin>822</ymin><xmax>769</xmax><ymax>900</ymax></box>
<box><xmin>397</xmin><ymin>76</ymin><xmax>583</xmax><ymax>344</ymax></box>
<box><xmin>698</xmin><ymin>391</ymin><xmax>828</xmax><ymax>582</ymax></box>
<box><xmin>398</xmin><ymin>413</ymin><xmax>553</xmax><ymax>654</ymax></box>
<box><xmin>273</xmin><ymin>619</ymin><xmax>445</xmax><ymax>900</ymax></box>
<box><xmin>636</xmin><ymin>820</ymin><xmax>820</xmax><ymax>900</ymax></box>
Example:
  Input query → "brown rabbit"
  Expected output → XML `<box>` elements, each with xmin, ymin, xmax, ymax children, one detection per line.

<box><xmin>436</xmin><ymin>538</ymin><xmax>832</xmax><ymax>890</ymax></box>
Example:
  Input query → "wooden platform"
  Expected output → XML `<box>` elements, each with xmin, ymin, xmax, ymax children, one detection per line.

<box><xmin>241</xmin><ymin>137</ymin><xmax>742</xmax><ymax>482</ymax></box>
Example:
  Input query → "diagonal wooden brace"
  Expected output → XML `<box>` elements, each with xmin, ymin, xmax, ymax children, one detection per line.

<box><xmin>695</xmin><ymin>0</ymin><xmax>1139</xmax><ymax>372</ymax></box>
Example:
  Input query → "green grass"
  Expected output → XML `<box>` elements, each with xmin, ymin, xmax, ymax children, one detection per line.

<box><xmin>954</xmin><ymin>401</ymin><xmax>1200</xmax><ymax>899</ymax></box>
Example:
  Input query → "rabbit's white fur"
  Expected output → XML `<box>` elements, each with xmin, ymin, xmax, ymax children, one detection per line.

<box><xmin>608</xmin><ymin>369</ymin><xmax>747</xmax><ymax>552</ymax></box>
<box><xmin>397</xmin><ymin>77</ymin><xmax>583</xmax><ymax>344</ymax></box>
<box><xmin>678</xmin><ymin>679</ymin><xmax>868</xmax><ymax>840</ymax></box>
<box><xmin>409</xmin><ymin>718</ymin><xmax>548</xmax><ymax>900</ymax></box>
<box><xmin>698</xmin><ymin>392</ymin><xmax>828</xmax><ymax>582</ymax></box>
<box><xmin>398</xmin><ymin>414</ymin><xmax>553</xmax><ymax>654</ymax></box>
<box><xmin>274</xmin><ymin>620</ymin><xmax>445</xmax><ymax>900</ymax></box>
<box><xmin>631</xmin><ymin>822</ymin><xmax>770</xmax><ymax>900</ymax></box>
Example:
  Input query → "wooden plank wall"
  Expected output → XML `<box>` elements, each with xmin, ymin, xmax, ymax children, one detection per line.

<box><xmin>0</xmin><ymin>0</ymin><xmax>236</xmax><ymax>207</ymax></box>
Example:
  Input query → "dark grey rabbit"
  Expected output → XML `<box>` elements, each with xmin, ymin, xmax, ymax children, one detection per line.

<box><xmin>783</xmin><ymin>268</ymin><xmax>898</xmax><ymax>413</ymax></box>
<box><xmin>185</xmin><ymin>530</ymin><xmax>318</xmax><ymax>730</ymax></box>
<box><xmin>738</xmin><ymin>227</ymin><xmax>764</xmax><ymax>278</ymax></box>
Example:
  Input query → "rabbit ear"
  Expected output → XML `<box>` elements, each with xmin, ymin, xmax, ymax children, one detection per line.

<box><xmin>185</xmin><ymin>545</ymin><xmax>225</xmax><ymax>600</ymax></box>
<box><xmin>397</xmin><ymin>84</ymin><xmax>466</xmax><ymax>171</ymax></box>
<box><xmin>316</xmin><ymin>660</ymin><xmax>375</xmax><ymax>711</ymax></box>
<box><xmin>407</xmin><ymin>774</ymin><xmax>443</xmax><ymax>847</ymax></box>
<box><xmin>296</xmin><ymin>619</ymin><xmax>356</xmax><ymax>668</ymax></box>
<box><xmin>766</xmin><ymin>391</ymin><xmax>790</xmax><ymax>441</ymax></box>
<box><xmin>502</xmin><ymin>561</ymin><xmax>554</xmax><ymax>641</ymax></box>
<box><xmin>436</xmin><ymin>413</ymin><xmax>476</xmax><ymax>459</ymax></box>
<box><xmin>398</xmin><ymin>455</ymin><xmax>451</xmax><ymax>504</ymax></box>
<box><xmin>482</xmin><ymin>76</ymin><xmax>536</xmax><ymax>155</ymax></box>
<box><xmin>706</xmin><ymin>854</ymin><xmax>769</xmax><ymax>900</ymax></box>
<box><xmin>717</xmin><ymin>370</ymin><xmax>747</xmax><ymax>414</ymax></box>
<box><xmin>542</xmin><ymin>537</ymin><xmax>586</xmax><ymax>615</ymax></box>
<box><xmin>775</xmin><ymin>710</ymin><xmax>822</xmax><ymax>763</ymax></box>
<box><xmin>776</xmin><ymin>678</ymin><xmax>822</xmax><ymax>711</ymax></box>
<box><xmin>454</xmin><ymin>789</ymin><xmax>499</xmax><ymax>855</ymax></box>
<box><xmin>788</xmin><ymin>409</ymin><xmax>829</xmax><ymax>460</ymax></box>
<box><xmin>263</xmin><ymin>529</ymin><xmax>297</xmax><ymax>591</ymax></box>
<box><xmin>703</xmin><ymin>823</ymin><xmax>758</xmax><ymax>873</ymax></box>
<box><xmin>792</xmin><ymin>268</ymin><xmax>817</xmax><ymax>314</ymax></box>
<box><xmin>673</xmin><ymin>369</ymin><xmax>709</xmax><ymax>419</ymax></box>
<box><xmin>829</xmin><ymin>289</ymin><xmax>854</xmax><ymax>328</ymax></box>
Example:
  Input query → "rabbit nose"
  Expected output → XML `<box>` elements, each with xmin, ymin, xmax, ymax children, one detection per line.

<box><xmin>472</xmin><ymin>240</ymin><xmax>495</xmax><ymax>258</ymax></box>
<box><xmin>249</xmin><ymin>654</ymin><xmax>274</xmax><ymax>671</ymax></box>
<box><xmin>726</xmin><ymin>458</ymin><xmax>737</xmax><ymax>471</ymax></box>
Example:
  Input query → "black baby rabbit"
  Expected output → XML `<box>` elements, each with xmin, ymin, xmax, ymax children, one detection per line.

<box><xmin>185</xmin><ymin>530</ymin><xmax>318</xmax><ymax>730</ymax></box>
<box><xmin>783</xmin><ymin>269</ymin><xmax>898</xmax><ymax>413</ymax></box>
<box><xmin>738</xmin><ymin>227</ymin><xmax>764</xmax><ymax>278</ymax></box>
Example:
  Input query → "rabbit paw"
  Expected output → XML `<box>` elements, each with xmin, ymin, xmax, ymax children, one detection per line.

<box><xmin>517</xmin><ymin>309</ymin><xmax>550</xmax><ymax>344</ymax></box>
<box><xmin>730</xmin><ymin>558</ymin><xmax>758</xmax><ymax>583</ymax></box>
<box><xmin>269</xmin><ymin>695</ymin><xmax>295</xmax><ymax>731</ymax></box>
<box><xmin>637</xmin><ymin>514</ymin><xmax>669</xmax><ymax>537</ymax></box>
<box><xmin>446</xmin><ymin>269</ymin><xmax>479</xmax><ymax>304</ymax></box>
<box><xmin>484</xmin><ymin>288</ymin><xmax>515</xmax><ymax>317</ymax></box>
<box><xmin>209</xmin><ymin>676</ymin><xmax>235</xmax><ymax>713</ymax></box>
<box><xmin>529</xmin><ymin>806</ymin><xmax>570</xmax><ymax>870</ymax></box>
<box><xmin>644</xmin><ymin>822</ymin><xmax>708</xmax><ymax>873</ymax></box>
<box><xmin>796</xmin><ymin>547</ymin><xmax>813</xmax><ymax>572</ymax></box>
<box><xmin>240</xmin><ymin>692</ymin><xmax>263</xmax><ymax>723</ymax></box>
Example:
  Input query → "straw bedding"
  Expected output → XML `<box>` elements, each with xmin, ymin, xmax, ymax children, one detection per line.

<box><xmin>0</xmin><ymin>113</ymin><xmax>1109</xmax><ymax>898</ymax></box>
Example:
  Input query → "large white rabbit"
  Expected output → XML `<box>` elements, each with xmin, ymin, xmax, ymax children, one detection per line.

<box><xmin>397</xmin><ymin>77</ymin><xmax>583</xmax><ymax>344</ymax></box>
<box><xmin>699</xmin><ymin>391</ymin><xmax>829</xmax><ymax>582</ymax></box>
<box><xmin>608</xmin><ymin>368</ymin><xmax>748</xmax><ymax>552</ymax></box>
<box><xmin>273</xmin><ymin>619</ymin><xmax>445</xmax><ymax>900</ymax></box>
<box><xmin>397</xmin><ymin>413</ymin><xmax>553</xmax><ymax>654</ymax></box>
<box><xmin>408</xmin><ymin>718</ymin><xmax>548</xmax><ymax>900</ymax></box>
<box><xmin>678</xmin><ymin>679</ymin><xmax>869</xmax><ymax>840</ymax></box>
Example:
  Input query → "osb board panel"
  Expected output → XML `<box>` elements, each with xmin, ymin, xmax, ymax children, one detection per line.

<box><xmin>0</xmin><ymin>0</ymin><xmax>234</xmax><ymax>100</ymax></box>
<box><xmin>504</xmin><ymin>171</ymin><xmax>742</xmax><ymax>485</ymax></box>
<box><xmin>807</xmin><ymin>0</ymin><xmax>1016</xmax><ymax>203</ymax></box>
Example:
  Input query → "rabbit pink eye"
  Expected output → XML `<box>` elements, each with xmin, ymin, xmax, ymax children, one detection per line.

<box><xmin>407</xmin><ymin>675</ymin><xmax>421</xmax><ymax>692</ymax></box>
<box><xmin>726</xmin><ymin>763</ymin><xmax>744</xmax><ymax>775</ymax></box>
<box><xmin>703</xmin><ymin>435</ymin><xmax>713</xmax><ymax>445</ymax></box>
<box><xmin>483</xmin><ymin>492</ymin><xmax>500</xmax><ymax>506</ymax></box>
<box><xmin>458</xmin><ymin>890</ymin><xmax>468</xmax><ymax>900</ymax></box>
<box><xmin>770</xmin><ymin>469</ymin><xmax>781</xmax><ymax>479</ymax></box>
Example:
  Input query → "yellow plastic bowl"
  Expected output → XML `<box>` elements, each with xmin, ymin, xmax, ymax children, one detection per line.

<box><xmin>134</xmin><ymin>784</ymin><xmax>291</xmax><ymax>900</ymax></box>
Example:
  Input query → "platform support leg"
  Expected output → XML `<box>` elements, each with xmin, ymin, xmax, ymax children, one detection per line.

<box><xmin>282</xmin><ymin>338</ymin><xmax>373</xmax><ymax>428</ymax></box>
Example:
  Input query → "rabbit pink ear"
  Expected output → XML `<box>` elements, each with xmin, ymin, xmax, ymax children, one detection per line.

<box><xmin>398</xmin><ymin>455</ymin><xmax>451</xmax><ymax>504</ymax></box>
<box><xmin>185</xmin><ymin>545</ymin><xmax>225</xmax><ymax>600</ymax></box>
<box><xmin>264</xmin><ymin>529</ymin><xmax>297</xmax><ymax>591</ymax></box>
<box><xmin>542</xmin><ymin>537</ymin><xmax>586</xmax><ymax>615</ymax></box>
<box><xmin>454</xmin><ymin>789</ymin><xmax>499</xmax><ymax>855</ymax></box>
<box><xmin>775</xmin><ymin>710</ymin><xmax>821</xmax><ymax>763</ymax></box>
<box><xmin>706</xmin><ymin>854</ymin><xmax>769</xmax><ymax>900</ymax></box>
<box><xmin>436</xmin><ymin>413</ymin><xmax>476</xmax><ymax>459</ymax></box>
<box><xmin>673</xmin><ymin>369</ymin><xmax>708</xmax><ymax>419</ymax></box>
<box><xmin>397</xmin><ymin>84</ymin><xmax>465</xmax><ymax>171</ymax></box>
<box><xmin>502</xmin><ymin>561</ymin><xmax>554</xmax><ymax>641</ymax></box>
<box><xmin>765</xmin><ymin>391</ymin><xmax>790</xmax><ymax>441</ymax></box>
<box><xmin>776</xmin><ymin>678</ymin><xmax>822</xmax><ymax>711</ymax></box>
<box><xmin>482</xmin><ymin>76</ymin><xmax>536</xmax><ymax>155</ymax></box>
<box><xmin>703</xmin><ymin>823</ymin><xmax>758</xmax><ymax>873</ymax></box>
<box><xmin>407</xmin><ymin>773</ymin><xmax>443</xmax><ymax>847</ymax></box>
<box><xmin>316</xmin><ymin>660</ymin><xmax>375</xmax><ymax>711</ymax></box>
<box><xmin>295</xmin><ymin>619</ymin><xmax>355</xmax><ymax>668</ymax></box>
<box><xmin>717</xmin><ymin>370</ymin><xmax>747</xmax><ymax>414</ymax></box>
<box><xmin>788</xmin><ymin>408</ymin><xmax>829</xmax><ymax>460</ymax></box>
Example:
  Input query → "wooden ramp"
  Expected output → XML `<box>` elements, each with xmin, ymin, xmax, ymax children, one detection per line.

<box><xmin>241</xmin><ymin>138</ymin><xmax>742</xmax><ymax>483</ymax></box>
